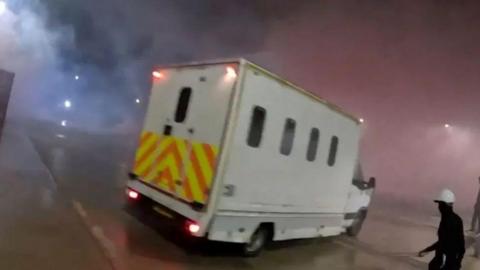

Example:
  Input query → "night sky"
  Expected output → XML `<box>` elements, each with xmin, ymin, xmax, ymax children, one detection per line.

<box><xmin>2</xmin><ymin>0</ymin><xmax>480</xmax><ymax>212</ymax></box>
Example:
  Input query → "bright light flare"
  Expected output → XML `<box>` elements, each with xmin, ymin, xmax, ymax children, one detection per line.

<box><xmin>74</xmin><ymin>75</ymin><xmax>80</xmax><ymax>80</ymax></box>
<box><xmin>225</xmin><ymin>66</ymin><xmax>237</xmax><ymax>79</ymax></box>
<box><xmin>152</xmin><ymin>71</ymin><xmax>164</xmax><ymax>79</ymax></box>
<box><xmin>61</xmin><ymin>120</ymin><xmax>67</xmax><ymax>127</ymax></box>
<box><xmin>127</xmin><ymin>190</ymin><xmax>139</xmax><ymax>199</ymax></box>
<box><xmin>187</xmin><ymin>222</ymin><xmax>200</xmax><ymax>234</ymax></box>
<box><xmin>0</xmin><ymin>1</ymin><xmax>7</xmax><ymax>15</ymax></box>
<box><xmin>135</xmin><ymin>98</ymin><xmax>140</xmax><ymax>104</ymax></box>
<box><xmin>444</xmin><ymin>124</ymin><xmax>450</xmax><ymax>128</ymax></box>
<box><xmin>64</xmin><ymin>100</ymin><xmax>71</xmax><ymax>109</ymax></box>
<box><xmin>359</xmin><ymin>118</ymin><xmax>364</xmax><ymax>123</ymax></box>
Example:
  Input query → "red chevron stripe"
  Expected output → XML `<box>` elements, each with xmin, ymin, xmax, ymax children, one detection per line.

<box><xmin>135</xmin><ymin>140</ymin><xmax>157</xmax><ymax>172</ymax></box>
<box><xmin>177</xmin><ymin>140</ymin><xmax>193</xmax><ymax>201</ymax></box>
<box><xmin>138</xmin><ymin>132</ymin><xmax>152</xmax><ymax>147</ymax></box>
<box><xmin>157</xmin><ymin>167</ymin><xmax>175</xmax><ymax>193</ymax></box>
<box><xmin>143</xmin><ymin>136</ymin><xmax>164</xmax><ymax>179</ymax></box>
<box><xmin>154</xmin><ymin>140</ymin><xmax>193</xmax><ymax>201</ymax></box>
<box><xmin>203</xmin><ymin>144</ymin><xmax>216</xmax><ymax>170</ymax></box>
<box><xmin>190</xmin><ymin>148</ymin><xmax>208</xmax><ymax>197</ymax></box>
<box><xmin>155</xmin><ymin>143</ymin><xmax>174</xmax><ymax>165</ymax></box>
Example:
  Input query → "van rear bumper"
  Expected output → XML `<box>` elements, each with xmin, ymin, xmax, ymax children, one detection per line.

<box><xmin>126</xmin><ymin>179</ymin><xmax>207</xmax><ymax>236</ymax></box>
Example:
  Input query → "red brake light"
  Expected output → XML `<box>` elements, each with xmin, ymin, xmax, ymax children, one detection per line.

<box><xmin>127</xmin><ymin>189</ymin><xmax>139</xmax><ymax>199</ymax></box>
<box><xmin>186</xmin><ymin>221</ymin><xmax>200</xmax><ymax>234</ymax></box>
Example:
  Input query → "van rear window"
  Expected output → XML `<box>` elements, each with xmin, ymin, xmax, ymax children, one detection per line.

<box><xmin>247</xmin><ymin>106</ymin><xmax>266</xmax><ymax>148</ymax></box>
<box><xmin>174</xmin><ymin>87</ymin><xmax>192</xmax><ymax>123</ymax></box>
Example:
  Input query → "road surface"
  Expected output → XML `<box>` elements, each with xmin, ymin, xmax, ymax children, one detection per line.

<box><xmin>0</xmin><ymin>121</ymin><xmax>478</xmax><ymax>270</ymax></box>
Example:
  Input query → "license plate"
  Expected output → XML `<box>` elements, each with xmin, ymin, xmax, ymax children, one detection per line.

<box><xmin>153</xmin><ymin>206</ymin><xmax>173</xmax><ymax>219</ymax></box>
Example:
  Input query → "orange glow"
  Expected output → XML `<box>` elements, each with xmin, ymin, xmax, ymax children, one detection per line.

<box><xmin>225</xmin><ymin>66</ymin><xmax>237</xmax><ymax>79</ymax></box>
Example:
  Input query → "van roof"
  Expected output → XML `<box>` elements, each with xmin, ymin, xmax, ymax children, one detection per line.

<box><xmin>154</xmin><ymin>58</ymin><xmax>360</xmax><ymax>124</ymax></box>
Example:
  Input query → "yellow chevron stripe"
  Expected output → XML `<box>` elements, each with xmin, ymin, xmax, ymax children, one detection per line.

<box><xmin>161</xmin><ymin>155</ymin><xmax>179</xmax><ymax>179</ymax></box>
<box><xmin>176</xmin><ymin>138</ymin><xmax>188</xmax><ymax>158</ymax></box>
<box><xmin>144</xmin><ymin>135</ymin><xmax>166</xmax><ymax>181</ymax></box>
<box><xmin>134</xmin><ymin>137</ymin><xmax>159</xmax><ymax>175</ymax></box>
<box><xmin>134</xmin><ymin>132</ymin><xmax>220</xmax><ymax>204</ymax></box>
<box><xmin>193</xmin><ymin>144</ymin><xmax>213</xmax><ymax>186</ymax></box>
<box><xmin>160</xmin><ymin>136</ymin><xmax>173</xmax><ymax>150</ymax></box>
<box><xmin>184</xmin><ymin>159</ymin><xmax>202</xmax><ymax>202</ymax></box>
<box><xmin>135</xmin><ymin>132</ymin><xmax>157</xmax><ymax>160</ymax></box>
<box><xmin>134</xmin><ymin>132</ymin><xmax>149</xmax><ymax>161</ymax></box>
<box><xmin>212</xmin><ymin>145</ymin><xmax>219</xmax><ymax>156</ymax></box>
<box><xmin>174</xmin><ymin>138</ymin><xmax>190</xmax><ymax>201</ymax></box>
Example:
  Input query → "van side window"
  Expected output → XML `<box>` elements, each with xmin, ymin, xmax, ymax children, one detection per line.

<box><xmin>174</xmin><ymin>87</ymin><xmax>192</xmax><ymax>123</ymax></box>
<box><xmin>280</xmin><ymin>118</ymin><xmax>296</xmax><ymax>156</ymax></box>
<box><xmin>307</xmin><ymin>128</ymin><xmax>320</xmax><ymax>161</ymax></box>
<box><xmin>247</xmin><ymin>106</ymin><xmax>266</xmax><ymax>147</ymax></box>
<box><xmin>328</xmin><ymin>136</ymin><xmax>339</xmax><ymax>166</ymax></box>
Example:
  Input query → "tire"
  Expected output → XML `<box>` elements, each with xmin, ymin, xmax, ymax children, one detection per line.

<box><xmin>242</xmin><ymin>226</ymin><xmax>270</xmax><ymax>257</ymax></box>
<box><xmin>347</xmin><ymin>210</ymin><xmax>367</xmax><ymax>237</ymax></box>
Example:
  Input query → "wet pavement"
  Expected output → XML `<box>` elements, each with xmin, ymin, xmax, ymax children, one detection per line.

<box><xmin>0</xmin><ymin>127</ymin><xmax>109</xmax><ymax>270</ymax></box>
<box><xmin>0</xmin><ymin>122</ymin><xmax>478</xmax><ymax>269</ymax></box>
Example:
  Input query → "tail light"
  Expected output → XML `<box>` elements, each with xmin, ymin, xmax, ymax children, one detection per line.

<box><xmin>127</xmin><ymin>189</ymin><xmax>139</xmax><ymax>199</ymax></box>
<box><xmin>152</xmin><ymin>70</ymin><xmax>165</xmax><ymax>83</ymax></box>
<box><xmin>186</xmin><ymin>221</ymin><xmax>200</xmax><ymax>234</ymax></box>
<box><xmin>225</xmin><ymin>66</ymin><xmax>237</xmax><ymax>79</ymax></box>
<box><xmin>152</xmin><ymin>71</ymin><xmax>164</xmax><ymax>79</ymax></box>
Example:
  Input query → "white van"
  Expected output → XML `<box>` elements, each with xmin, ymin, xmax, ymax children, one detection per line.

<box><xmin>126</xmin><ymin>59</ymin><xmax>375</xmax><ymax>256</ymax></box>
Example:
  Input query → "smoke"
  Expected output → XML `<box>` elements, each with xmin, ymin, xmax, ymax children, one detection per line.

<box><xmin>0</xmin><ymin>0</ymin><xmax>304</xmax><ymax>134</ymax></box>
<box><xmin>2</xmin><ymin>0</ymin><xmax>479</xmax><ymax>213</ymax></box>
<box><xmin>0</xmin><ymin>3</ymin><xmax>58</xmax><ymax>72</ymax></box>
<box><xmin>259</xmin><ymin>0</ymin><xmax>480</xmax><ymax>213</ymax></box>
<box><xmin>0</xmin><ymin>1</ymin><xmax>71</xmax><ymax>123</ymax></box>
<box><xmin>0</xmin><ymin>0</ymin><xmax>278</xmax><ymax>133</ymax></box>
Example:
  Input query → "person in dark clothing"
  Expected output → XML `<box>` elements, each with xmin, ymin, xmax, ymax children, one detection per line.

<box><xmin>470</xmin><ymin>177</ymin><xmax>480</xmax><ymax>233</ymax></box>
<box><xmin>418</xmin><ymin>189</ymin><xmax>465</xmax><ymax>270</ymax></box>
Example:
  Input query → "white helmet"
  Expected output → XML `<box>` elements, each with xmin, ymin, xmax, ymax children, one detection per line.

<box><xmin>434</xmin><ymin>189</ymin><xmax>455</xmax><ymax>204</ymax></box>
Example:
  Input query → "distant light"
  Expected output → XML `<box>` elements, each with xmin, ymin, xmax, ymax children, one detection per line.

<box><xmin>444</xmin><ymin>124</ymin><xmax>450</xmax><ymax>128</ymax></box>
<box><xmin>61</xmin><ymin>120</ymin><xmax>67</xmax><ymax>127</ymax></box>
<box><xmin>74</xmin><ymin>75</ymin><xmax>80</xmax><ymax>80</ymax></box>
<box><xmin>225</xmin><ymin>66</ymin><xmax>237</xmax><ymax>79</ymax></box>
<box><xmin>0</xmin><ymin>1</ymin><xmax>7</xmax><ymax>15</ymax></box>
<box><xmin>135</xmin><ymin>98</ymin><xmax>140</xmax><ymax>104</ymax></box>
<box><xmin>359</xmin><ymin>118</ymin><xmax>364</xmax><ymax>123</ymax></box>
<box><xmin>152</xmin><ymin>71</ymin><xmax>163</xmax><ymax>79</ymax></box>
<box><xmin>64</xmin><ymin>100</ymin><xmax>72</xmax><ymax>109</ymax></box>
<box><xmin>56</xmin><ymin>134</ymin><xmax>65</xmax><ymax>139</ymax></box>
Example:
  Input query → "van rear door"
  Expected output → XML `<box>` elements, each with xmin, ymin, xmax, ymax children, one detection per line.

<box><xmin>133</xmin><ymin>63</ymin><xmax>238</xmax><ymax>208</ymax></box>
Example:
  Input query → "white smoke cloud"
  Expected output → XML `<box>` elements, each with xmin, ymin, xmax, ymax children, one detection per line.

<box><xmin>0</xmin><ymin>2</ymin><xmax>63</xmax><ymax>73</ymax></box>
<box><xmin>0</xmin><ymin>1</ymin><xmax>74</xmax><ymax>122</ymax></box>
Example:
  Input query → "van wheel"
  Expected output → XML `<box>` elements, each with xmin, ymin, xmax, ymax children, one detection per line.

<box><xmin>347</xmin><ymin>210</ymin><xmax>367</xmax><ymax>237</ymax></box>
<box><xmin>243</xmin><ymin>226</ymin><xmax>269</xmax><ymax>257</ymax></box>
